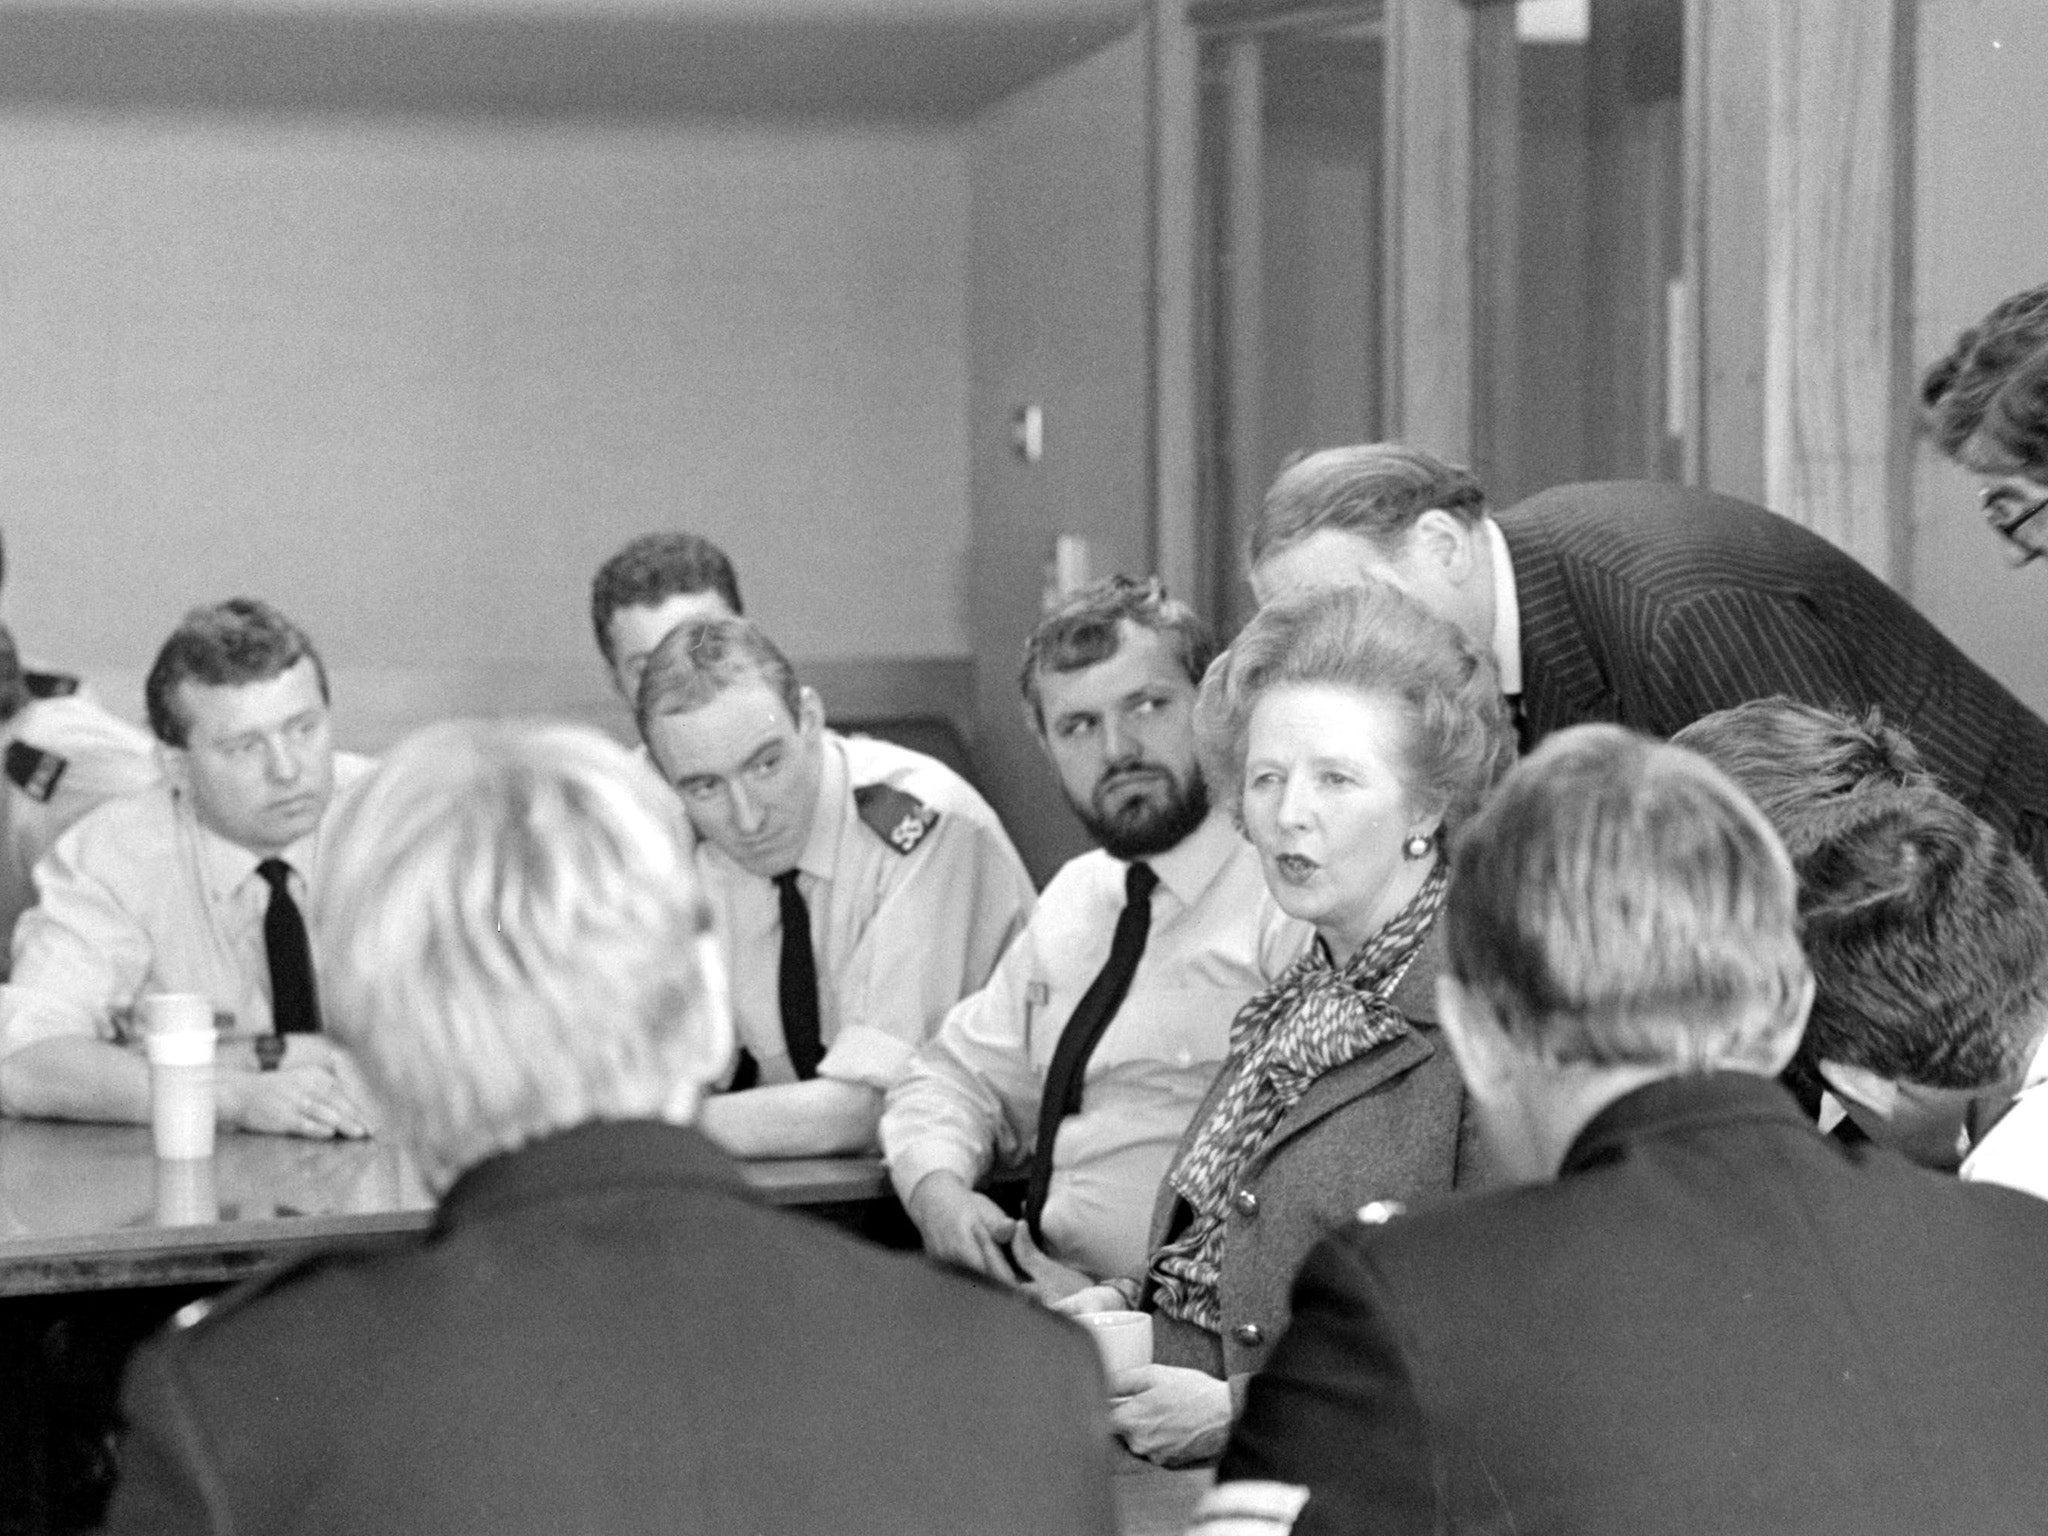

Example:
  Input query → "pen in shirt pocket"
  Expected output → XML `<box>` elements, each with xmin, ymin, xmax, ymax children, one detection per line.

<box><xmin>1025</xmin><ymin>980</ymin><xmax>1051</xmax><ymax>1054</ymax></box>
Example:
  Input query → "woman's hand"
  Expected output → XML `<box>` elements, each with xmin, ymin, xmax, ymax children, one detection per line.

<box><xmin>1109</xmin><ymin>1364</ymin><xmax>1233</xmax><ymax>1466</ymax></box>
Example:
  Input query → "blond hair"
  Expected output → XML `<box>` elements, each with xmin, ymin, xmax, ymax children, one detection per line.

<box><xmin>314</xmin><ymin>720</ymin><xmax>732</xmax><ymax>1190</ymax></box>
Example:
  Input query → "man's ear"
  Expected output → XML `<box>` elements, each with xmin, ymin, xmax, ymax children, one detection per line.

<box><xmin>1817</xmin><ymin>1059</ymin><xmax>1901</xmax><ymax>1121</ymax></box>
<box><xmin>157</xmin><ymin>741</ymin><xmax>190</xmax><ymax>796</ymax></box>
<box><xmin>1436</xmin><ymin>976</ymin><xmax>1516</xmax><ymax>1103</ymax></box>
<box><xmin>795</xmin><ymin>685</ymin><xmax>826</xmax><ymax>740</ymax></box>
<box><xmin>1407</xmin><ymin>509</ymin><xmax>1481</xmax><ymax>586</ymax></box>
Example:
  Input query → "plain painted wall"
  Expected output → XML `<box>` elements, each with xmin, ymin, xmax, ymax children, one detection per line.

<box><xmin>0</xmin><ymin>109</ymin><xmax>972</xmax><ymax>745</ymax></box>
<box><xmin>1911</xmin><ymin>0</ymin><xmax>2048</xmax><ymax>716</ymax></box>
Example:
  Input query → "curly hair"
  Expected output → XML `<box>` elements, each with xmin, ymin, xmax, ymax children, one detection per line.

<box><xmin>1019</xmin><ymin>575</ymin><xmax>1214</xmax><ymax>732</ymax></box>
<box><xmin>1194</xmin><ymin>582</ymin><xmax>1513</xmax><ymax>839</ymax></box>
<box><xmin>1921</xmin><ymin>283</ymin><xmax>2048</xmax><ymax>476</ymax></box>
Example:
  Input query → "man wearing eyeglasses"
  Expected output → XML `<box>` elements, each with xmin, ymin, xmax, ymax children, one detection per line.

<box><xmin>1923</xmin><ymin>281</ymin><xmax>2048</xmax><ymax>565</ymax></box>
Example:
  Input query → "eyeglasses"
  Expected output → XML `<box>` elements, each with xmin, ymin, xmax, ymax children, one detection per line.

<box><xmin>1980</xmin><ymin>483</ymin><xmax>2048</xmax><ymax>566</ymax></box>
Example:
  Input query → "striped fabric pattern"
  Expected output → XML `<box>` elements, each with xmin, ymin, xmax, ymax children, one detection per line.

<box><xmin>1499</xmin><ymin>481</ymin><xmax>2048</xmax><ymax>883</ymax></box>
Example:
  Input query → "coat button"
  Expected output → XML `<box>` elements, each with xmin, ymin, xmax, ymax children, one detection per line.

<box><xmin>1232</xmin><ymin>1323</ymin><xmax>1264</xmax><ymax>1348</ymax></box>
<box><xmin>1233</xmin><ymin>1189</ymin><xmax>1259</xmax><ymax>1217</ymax></box>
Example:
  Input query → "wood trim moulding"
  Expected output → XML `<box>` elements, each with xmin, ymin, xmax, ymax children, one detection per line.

<box><xmin>1759</xmin><ymin>0</ymin><xmax>1915</xmax><ymax>584</ymax></box>
<box><xmin>1383</xmin><ymin>0</ymin><xmax>1477</xmax><ymax>462</ymax></box>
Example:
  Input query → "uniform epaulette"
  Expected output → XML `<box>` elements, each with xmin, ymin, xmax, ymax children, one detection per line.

<box><xmin>22</xmin><ymin>670</ymin><xmax>79</xmax><ymax>700</ymax></box>
<box><xmin>4</xmin><ymin>740</ymin><xmax>66</xmax><ymax>802</ymax></box>
<box><xmin>853</xmin><ymin>782</ymin><xmax>939</xmax><ymax>855</ymax></box>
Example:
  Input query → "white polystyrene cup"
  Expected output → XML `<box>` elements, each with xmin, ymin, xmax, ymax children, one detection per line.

<box><xmin>141</xmin><ymin>994</ymin><xmax>217</xmax><ymax>1160</ymax></box>
<box><xmin>1078</xmin><ymin>1309</ymin><xmax>1154</xmax><ymax>1382</ymax></box>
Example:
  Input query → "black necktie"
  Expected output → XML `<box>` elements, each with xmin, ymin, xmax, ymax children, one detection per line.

<box><xmin>1507</xmin><ymin>693</ymin><xmax>1533</xmax><ymax>755</ymax></box>
<box><xmin>774</xmin><ymin>870</ymin><xmax>824</xmax><ymax>1080</ymax></box>
<box><xmin>257</xmin><ymin>858</ymin><xmax>320</xmax><ymax>1035</ymax></box>
<box><xmin>1025</xmin><ymin>861</ymin><xmax>1158</xmax><ymax>1242</ymax></box>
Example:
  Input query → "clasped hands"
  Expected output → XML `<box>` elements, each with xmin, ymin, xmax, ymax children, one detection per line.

<box><xmin>218</xmin><ymin>1033</ymin><xmax>378</xmax><ymax>1140</ymax></box>
<box><xmin>904</xmin><ymin>1171</ymin><xmax>1232</xmax><ymax>1465</ymax></box>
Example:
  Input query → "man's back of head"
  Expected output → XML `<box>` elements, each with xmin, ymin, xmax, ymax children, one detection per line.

<box><xmin>314</xmin><ymin>719</ymin><xmax>733</xmax><ymax>1191</ymax></box>
<box><xmin>1677</xmin><ymin>698</ymin><xmax>2048</xmax><ymax>1160</ymax></box>
<box><xmin>1438</xmin><ymin>725</ymin><xmax>1811</xmax><ymax>1179</ymax></box>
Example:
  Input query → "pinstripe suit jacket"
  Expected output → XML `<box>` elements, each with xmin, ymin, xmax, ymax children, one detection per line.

<box><xmin>1497</xmin><ymin>480</ymin><xmax>2048</xmax><ymax>879</ymax></box>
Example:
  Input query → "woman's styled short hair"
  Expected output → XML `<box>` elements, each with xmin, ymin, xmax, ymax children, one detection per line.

<box><xmin>1921</xmin><ymin>283</ymin><xmax>2048</xmax><ymax>476</ymax></box>
<box><xmin>314</xmin><ymin>720</ymin><xmax>732</xmax><ymax>1192</ymax></box>
<box><xmin>1447</xmin><ymin>725</ymin><xmax>1811</xmax><ymax>1074</ymax></box>
<box><xmin>1249</xmin><ymin>443</ymin><xmax>1487</xmax><ymax>570</ymax></box>
<box><xmin>1193</xmin><ymin>581</ymin><xmax>1513</xmax><ymax>836</ymax></box>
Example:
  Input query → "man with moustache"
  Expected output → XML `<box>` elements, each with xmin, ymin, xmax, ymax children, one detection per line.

<box><xmin>638</xmin><ymin>615</ymin><xmax>1032</xmax><ymax>1158</ymax></box>
<box><xmin>0</xmin><ymin>600</ymin><xmax>376</xmax><ymax>1139</ymax></box>
<box><xmin>883</xmin><ymin>577</ymin><xmax>1310</xmax><ymax>1289</ymax></box>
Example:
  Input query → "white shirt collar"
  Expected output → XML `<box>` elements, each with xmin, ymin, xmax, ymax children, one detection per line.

<box><xmin>1144</xmin><ymin>808</ymin><xmax>1246</xmax><ymax>911</ymax></box>
<box><xmin>1482</xmin><ymin>516</ymin><xmax>1523</xmax><ymax>698</ymax></box>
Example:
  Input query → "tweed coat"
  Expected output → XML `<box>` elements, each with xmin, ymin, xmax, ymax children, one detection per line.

<box><xmin>1139</xmin><ymin>924</ymin><xmax>1480</xmax><ymax>1381</ymax></box>
<box><xmin>1498</xmin><ymin>480</ymin><xmax>2048</xmax><ymax>881</ymax></box>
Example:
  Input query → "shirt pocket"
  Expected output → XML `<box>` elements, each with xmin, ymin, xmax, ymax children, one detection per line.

<box><xmin>1084</xmin><ymin>984</ymin><xmax>1254</xmax><ymax>1076</ymax></box>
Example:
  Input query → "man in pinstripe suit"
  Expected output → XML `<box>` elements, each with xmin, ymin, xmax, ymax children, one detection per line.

<box><xmin>1248</xmin><ymin>444</ymin><xmax>2048</xmax><ymax>884</ymax></box>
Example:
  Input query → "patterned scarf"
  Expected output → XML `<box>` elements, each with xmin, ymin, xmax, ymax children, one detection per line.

<box><xmin>1149</xmin><ymin>862</ymin><xmax>1447</xmax><ymax>1334</ymax></box>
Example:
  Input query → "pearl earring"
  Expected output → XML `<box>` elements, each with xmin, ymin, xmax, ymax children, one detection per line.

<box><xmin>1402</xmin><ymin>832</ymin><xmax>1434</xmax><ymax>861</ymax></box>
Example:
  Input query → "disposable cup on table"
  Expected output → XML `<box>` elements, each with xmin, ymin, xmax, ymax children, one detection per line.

<box><xmin>140</xmin><ymin>993</ymin><xmax>218</xmax><ymax>1161</ymax></box>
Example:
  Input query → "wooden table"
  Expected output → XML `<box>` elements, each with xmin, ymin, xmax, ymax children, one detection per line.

<box><xmin>0</xmin><ymin>1118</ymin><xmax>891</xmax><ymax>1297</ymax></box>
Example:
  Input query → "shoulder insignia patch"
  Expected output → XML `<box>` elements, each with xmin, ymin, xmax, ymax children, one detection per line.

<box><xmin>22</xmin><ymin>670</ymin><xmax>79</xmax><ymax>700</ymax></box>
<box><xmin>854</xmin><ymin>782</ymin><xmax>940</xmax><ymax>856</ymax></box>
<box><xmin>5</xmin><ymin>740</ymin><xmax>66</xmax><ymax>802</ymax></box>
<box><xmin>1355</xmin><ymin>1199</ymin><xmax>1407</xmax><ymax>1227</ymax></box>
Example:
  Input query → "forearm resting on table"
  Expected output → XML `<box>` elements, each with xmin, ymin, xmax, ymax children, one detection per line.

<box><xmin>701</xmin><ymin>1077</ymin><xmax>884</xmax><ymax>1157</ymax></box>
<box><xmin>0</xmin><ymin>1036</ymin><xmax>152</xmax><ymax>1123</ymax></box>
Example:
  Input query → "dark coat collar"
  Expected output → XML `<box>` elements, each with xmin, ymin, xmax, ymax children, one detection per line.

<box><xmin>1560</xmin><ymin>1071</ymin><xmax>1813</xmax><ymax>1177</ymax></box>
<box><xmin>434</xmin><ymin>1118</ymin><xmax>747</xmax><ymax>1234</ymax></box>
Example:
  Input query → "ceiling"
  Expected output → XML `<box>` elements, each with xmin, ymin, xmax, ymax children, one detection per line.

<box><xmin>0</xmin><ymin>0</ymin><xmax>1145</xmax><ymax>119</ymax></box>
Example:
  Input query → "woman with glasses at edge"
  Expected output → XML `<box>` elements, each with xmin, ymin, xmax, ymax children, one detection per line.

<box><xmin>1923</xmin><ymin>282</ymin><xmax>2048</xmax><ymax>565</ymax></box>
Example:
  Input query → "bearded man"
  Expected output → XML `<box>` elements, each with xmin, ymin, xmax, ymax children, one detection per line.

<box><xmin>882</xmin><ymin>577</ymin><xmax>1311</xmax><ymax>1288</ymax></box>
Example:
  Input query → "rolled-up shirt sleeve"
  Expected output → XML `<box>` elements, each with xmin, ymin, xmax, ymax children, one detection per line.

<box><xmin>880</xmin><ymin>928</ymin><xmax>1046</xmax><ymax>1204</ymax></box>
<box><xmin>819</xmin><ymin>811</ymin><xmax>1034</xmax><ymax>1093</ymax></box>
<box><xmin>0</xmin><ymin>826</ymin><xmax>153</xmax><ymax>1057</ymax></box>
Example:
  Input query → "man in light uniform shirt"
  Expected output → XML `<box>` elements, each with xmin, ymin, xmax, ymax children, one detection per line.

<box><xmin>0</xmin><ymin>599</ymin><xmax>375</xmax><ymax>1139</ymax></box>
<box><xmin>0</xmin><ymin>624</ymin><xmax>160</xmax><ymax>973</ymax></box>
<box><xmin>638</xmin><ymin>615</ymin><xmax>1033</xmax><ymax>1158</ymax></box>
<box><xmin>882</xmin><ymin>577</ymin><xmax>1310</xmax><ymax>1286</ymax></box>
